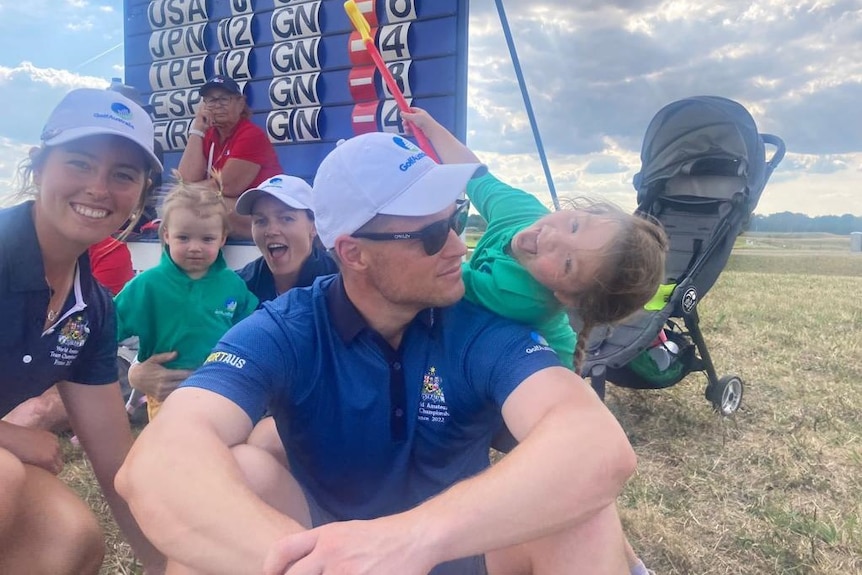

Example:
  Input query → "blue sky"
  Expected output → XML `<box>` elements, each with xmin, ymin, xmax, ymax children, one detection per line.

<box><xmin>1</xmin><ymin>0</ymin><xmax>861</xmax><ymax>217</ymax></box>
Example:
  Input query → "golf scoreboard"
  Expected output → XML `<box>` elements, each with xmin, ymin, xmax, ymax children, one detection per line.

<box><xmin>123</xmin><ymin>0</ymin><xmax>470</xmax><ymax>181</ymax></box>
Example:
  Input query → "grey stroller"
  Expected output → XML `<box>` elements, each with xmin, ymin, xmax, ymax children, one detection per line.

<box><xmin>581</xmin><ymin>96</ymin><xmax>785</xmax><ymax>415</ymax></box>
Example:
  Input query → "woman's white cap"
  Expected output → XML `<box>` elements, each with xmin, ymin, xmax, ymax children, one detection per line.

<box><xmin>40</xmin><ymin>88</ymin><xmax>162</xmax><ymax>173</ymax></box>
<box><xmin>235</xmin><ymin>175</ymin><xmax>314</xmax><ymax>215</ymax></box>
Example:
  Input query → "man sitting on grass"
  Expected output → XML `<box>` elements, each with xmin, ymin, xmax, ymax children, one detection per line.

<box><xmin>117</xmin><ymin>132</ymin><xmax>638</xmax><ymax>574</ymax></box>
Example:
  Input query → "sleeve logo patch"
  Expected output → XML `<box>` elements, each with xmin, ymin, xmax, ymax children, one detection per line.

<box><xmin>205</xmin><ymin>351</ymin><xmax>246</xmax><ymax>368</ymax></box>
<box><xmin>525</xmin><ymin>331</ymin><xmax>553</xmax><ymax>354</ymax></box>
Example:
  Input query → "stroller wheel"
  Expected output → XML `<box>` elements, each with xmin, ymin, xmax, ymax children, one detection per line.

<box><xmin>708</xmin><ymin>375</ymin><xmax>744</xmax><ymax>416</ymax></box>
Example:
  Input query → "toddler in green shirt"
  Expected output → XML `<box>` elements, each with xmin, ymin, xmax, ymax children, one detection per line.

<box><xmin>114</xmin><ymin>176</ymin><xmax>258</xmax><ymax>420</ymax></box>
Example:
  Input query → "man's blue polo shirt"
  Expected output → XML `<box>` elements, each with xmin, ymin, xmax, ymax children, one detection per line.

<box><xmin>182</xmin><ymin>273</ymin><xmax>560</xmax><ymax>521</ymax></box>
<box><xmin>0</xmin><ymin>201</ymin><xmax>118</xmax><ymax>417</ymax></box>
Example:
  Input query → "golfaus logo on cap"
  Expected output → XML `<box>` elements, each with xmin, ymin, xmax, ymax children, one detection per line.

<box><xmin>392</xmin><ymin>136</ymin><xmax>420</xmax><ymax>152</ymax></box>
<box><xmin>110</xmin><ymin>102</ymin><xmax>133</xmax><ymax>120</ymax></box>
<box><xmin>268</xmin><ymin>177</ymin><xmax>283</xmax><ymax>184</ymax></box>
<box><xmin>92</xmin><ymin>101</ymin><xmax>136</xmax><ymax>130</ymax></box>
<box><xmin>393</xmin><ymin>136</ymin><xmax>426</xmax><ymax>172</ymax></box>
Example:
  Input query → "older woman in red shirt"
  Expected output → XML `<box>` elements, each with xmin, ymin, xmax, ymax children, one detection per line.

<box><xmin>178</xmin><ymin>74</ymin><xmax>282</xmax><ymax>240</ymax></box>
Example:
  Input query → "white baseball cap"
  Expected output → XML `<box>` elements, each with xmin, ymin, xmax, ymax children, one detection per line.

<box><xmin>313</xmin><ymin>132</ymin><xmax>485</xmax><ymax>248</ymax></box>
<box><xmin>235</xmin><ymin>175</ymin><xmax>314</xmax><ymax>216</ymax></box>
<box><xmin>40</xmin><ymin>88</ymin><xmax>162</xmax><ymax>173</ymax></box>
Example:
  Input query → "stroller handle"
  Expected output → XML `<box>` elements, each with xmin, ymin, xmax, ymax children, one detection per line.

<box><xmin>761</xmin><ymin>133</ymin><xmax>786</xmax><ymax>172</ymax></box>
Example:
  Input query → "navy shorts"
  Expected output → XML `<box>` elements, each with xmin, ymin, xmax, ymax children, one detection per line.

<box><xmin>305</xmin><ymin>491</ymin><xmax>488</xmax><ymax>575</ymax></box>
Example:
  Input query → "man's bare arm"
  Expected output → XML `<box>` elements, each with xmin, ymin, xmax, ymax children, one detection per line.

<box><xmin>116</xmin><ymin>387</ymin><xmax>303</xmax><ymax>575</ymax></box>
<box><xmin>413</xmin><ymin>368</ymin><xmax>636</xmax><ymax>563</ymax></box>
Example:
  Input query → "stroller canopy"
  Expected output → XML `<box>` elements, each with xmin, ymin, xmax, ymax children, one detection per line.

<box><xmin>634</xmin><ymin>96</ymin><xmax>768</xmax><ymax>212</ymax></box>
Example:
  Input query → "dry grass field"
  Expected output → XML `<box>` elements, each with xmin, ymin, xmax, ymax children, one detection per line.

<box><xmin>60</xmin><ymin>234</ymin><xmax>862</xmax><ymax>574</ymax></box>
<box><xmin>612</xmin><ymin>265</ymin><xmax>862</xmax><ymax>574</ymax></box>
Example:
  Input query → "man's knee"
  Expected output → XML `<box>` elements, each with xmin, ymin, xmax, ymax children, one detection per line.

<box><xmin>232</xmin><ymin>443</ymin><xmax>284</xmax><ymax>495</ymax></box>
<box><xmin>48</xmin><ymin>510</ymin><xmax>105</xmax><ymax>575</ymax></box>
<box><xmin>40</xmin><ymin>472</ymin><xmax>105</xmax><ymax>573</ymax></box>
<box><xmin>0</xmin><ymin>449</ymin><xmax>27</xmax><ymax>535</ymax></box>
<box><xmin>1</xmin><ymin>465</ymin><xmax>105</xmax><ymax>575</ymax></box>
<box><xmin>2</xmin><ymin>387</ymin><xmax>69</xmax><ymax>432</ymax></box>
<box><xmin>486</xmin><ymin>504</ymin><xmax>629</xmax><ymax>575</ymax></box>
<box><xmin>247</xmin><ymin>417</ymin><xmax>288</xmax><ymax>468</ymax></box>
<box><xmin>231</xmin><ymin>444</ymin><xmax>311</xmax><ymax>528</ymax></box>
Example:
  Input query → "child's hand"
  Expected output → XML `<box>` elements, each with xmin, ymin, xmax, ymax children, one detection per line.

<box><xmin>401</xmin><ymin>107</ymin><xmax>480</xmax><ymax>164</ymax></box>
<box><xmin>401</xmin><ymin>108</ymin><xmax>439</xmax><ymax>138</ymax></box>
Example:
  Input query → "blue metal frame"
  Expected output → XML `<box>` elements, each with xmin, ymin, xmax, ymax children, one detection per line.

<box><xmin>493</xmin><ymin>0</ymin><xmax>559</xmax><ymax>210</ymax></box>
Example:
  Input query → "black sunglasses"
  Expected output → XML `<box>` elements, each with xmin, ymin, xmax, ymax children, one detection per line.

<box><xmin>352</xmin><ymin>200</ymin><xmax>471</xmax><ymax>256</ymax></box>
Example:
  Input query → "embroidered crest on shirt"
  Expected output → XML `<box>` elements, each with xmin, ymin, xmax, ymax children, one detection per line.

<box><xmin>418</xmin><ymin>366</ymin><xmax>450</xmax><ymax>424</ymax></box>
<box><xmin>58</xmin><ymin>315</ymin><xmax>90</xmax><ymax>348</ymax></box>
<box><xmin>50</xmin><ymin>314</ymin><xmax>90</xmax><ymax>366</ymax></box>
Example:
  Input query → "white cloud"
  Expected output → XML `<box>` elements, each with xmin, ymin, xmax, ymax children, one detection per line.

<box><xmin>66</xmin><ymin>18</ymin><xmax>94</xmax><ymax>32</ymax></box>
<box><xmin>99</xmin><ymin>5</ymin><xmax>113</xmax><ymax>13</ymax></box>
<box><xmin>0</xmin><ymin>63</ymin><xmax>110</xmax><ymax>144</ymax></box>
<box><xmin>0</xmin><ymin>61</ymin><xmax>107</xmax><ymax>89</ymax></box>
<box><xmin>66</xmin><ymin>0</ymin><xmax>88</xmax><ymax>8</ymax></box>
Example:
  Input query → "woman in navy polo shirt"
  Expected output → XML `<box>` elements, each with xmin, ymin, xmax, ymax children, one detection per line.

<box><xmin>0</xmin><ymin>89</ymin><xmax>164</xmax><ymax>574</ymax></box>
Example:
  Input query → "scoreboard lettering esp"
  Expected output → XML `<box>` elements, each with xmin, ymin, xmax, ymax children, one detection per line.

<box><xmin>124</xmin><ymin>0</ymin><xmax>470</xmax><ymax>182</ymax></box>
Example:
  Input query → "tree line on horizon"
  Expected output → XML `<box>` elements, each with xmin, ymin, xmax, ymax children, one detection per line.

<box><xmin>746</xmin><ymin>212</ymin><xmax>862</xmax><ymax>234</ymax></box>
<box><xmin>467</xmin><ymin>212</ymin><xmax>862</xmax><ymax>235</ymax></box>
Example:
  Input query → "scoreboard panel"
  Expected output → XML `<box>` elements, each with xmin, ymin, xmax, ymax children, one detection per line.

<box><xmin>123</xmin><ymin>0</ymin><xmax>469</xmax><ymax>183</ymax></box>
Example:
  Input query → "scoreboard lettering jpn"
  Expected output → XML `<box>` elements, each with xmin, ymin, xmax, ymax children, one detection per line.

<box><xmin>149</xmin><ymin>23</ymin><xmax>207</xmax><ymax>60</ymax></box>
